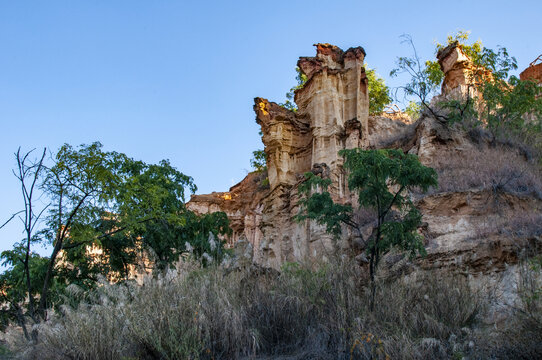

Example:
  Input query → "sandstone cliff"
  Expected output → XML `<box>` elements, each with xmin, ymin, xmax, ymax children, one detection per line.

<box><xmin>188</xmin><ymin>43</ymin><xmax>542</xmax><ymax>277</ymax></box>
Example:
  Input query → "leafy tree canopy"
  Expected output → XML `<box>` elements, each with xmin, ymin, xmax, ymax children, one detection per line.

<box><xmin>281</xmin><ymin>67</ymin><xmax>308</xmax><ymax>112</ymax></box>
<box><xmin>250</xmin><ymin>149</ymin><xmax>267</xmax><ymax>173</ymax></box>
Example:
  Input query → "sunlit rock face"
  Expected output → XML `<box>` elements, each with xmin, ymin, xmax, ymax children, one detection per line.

<box><xmin>520</xmin><ymin>58</ymin><xmax>542</xmax><ymax>84</ymax></box>
<box><xmin>251</xmin><ymin>44</ymin><xmax>371</xmax><ymax>267</ymax></box>
<box><xmin>436</xmin><ymin>43</ymin><xmax>492</xmax><ymax>103</ymax></box>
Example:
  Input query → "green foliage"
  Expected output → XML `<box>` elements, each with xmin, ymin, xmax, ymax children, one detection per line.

<box><xmin>366</xmin><ymin>65</ymin><xmax>392</xmax><ymax>115</ymax></box>
<box><xmin>340</xmin><ymin>149</ymin><xmax>436</xmax><ymax>257</ymax></box>
<box><xmin>391</xmin><ymin>32</ymin><xmax>517</xmax><ymax>118</ymax></box>
<box><xmin>280</xmin><ymin>66</ymin><xmax>308</xmax><ymax>112</ymax></box>
<box><xmin>297</xmin><ymin>149</ymin><xmax>437</xmax><ymax>309</ymax></box>
<box><xmin>425</xmin><ymin>30</ymin><xmax>517</xmax><ymax>89</ymax></box>
<box><xmin>429</xmin><ymin>32</ymin><xmax>542</xmax><ymax>154</ymax></box>
<box><xmin>0</xmin><ymin>244</ymin><xmax>51</xmax><ymax>330</ymax></box>
<box><xmin>250</xmin><ymin>149</ymin><xmax>267</xmax><ymax>172</ymax></box>
<box><xmin>1</xmin><ymin>142</ymin><xmax>232</xmax><ymax>330</ymax></box>
<box><xmin>296</xmin><ymin>172</ymin><xmax>353</xmax><ymax>237</ymax></box>
<box><xmin>44</xmin><ymin>143</ymin><xmax>231</xmax><ymax>277</ymax></box>
<box><xmin>405</xmin><ymin>100</ymin><xmax>422</xmax><ymax>120</ymax></box>
<box><xmin>479</xmin><ymin>77</ymin><xmax>542</xmax><ymax>139</ymax></box>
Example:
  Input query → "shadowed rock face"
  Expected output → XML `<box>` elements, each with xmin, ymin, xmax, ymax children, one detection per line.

<box><xmin>187</xmin><ymin>172</ymin><xmax>268</xmax><ymax>262</ymax></box>
<box><xmin>188</xmin><ymin>44</ymin><xmax>542</xmax><ymax>276</ymax></box>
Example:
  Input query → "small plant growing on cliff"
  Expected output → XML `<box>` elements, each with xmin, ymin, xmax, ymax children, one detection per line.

<box><xmin>280</xmin><ymin>67</ymin><xmax>308</xmax><ymax>112</ymax></box>
<box><xmin>296</xmin><ymin>149</ymin><xmax>438</xmax><ymax>310</ymax></box>
<box><xmin>250</xmin><ymin>149</ymin><xmax>267</xmax><ymax>173</ymax></box>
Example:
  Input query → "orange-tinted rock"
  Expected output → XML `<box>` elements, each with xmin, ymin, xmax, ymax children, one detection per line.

<box><xmin>187</xmin><ymin>172</ymin><xmax>268</xmax><ymax>258</ymax></box>
<box><xmin>520</xmin><ymin>62</ymin><xmax>542</xmax><ymax>84</ymax></box>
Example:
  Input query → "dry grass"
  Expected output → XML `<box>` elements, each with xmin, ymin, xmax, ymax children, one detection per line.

<box><xmin>8</xmin><ymin>257</ymin><xmax>526</xmax><ymax>360</ymax></box>
<box><xmin>427</xmin><ymin>146</ymin><xmax>542</xmax><ymax>198</ymax></box>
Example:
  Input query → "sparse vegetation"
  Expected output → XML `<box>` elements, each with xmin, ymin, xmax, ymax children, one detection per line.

<box><xmin>391</xmin><ymin>31</ymin><xmax>542</xmax><ymax>160</ymax></box>
<box><xmin>250</xmin><ymin>149</ymin><xmax>267</xmax><ymax>173</ymax></box>
<box><xmin>280</xmin><ymin>67</ymin><xmax>308</xmax><ymax>112</ymax></box>
<box><xmin>426</xmin><ymin>145</ymin><xmax>542</xmax><ymax>198</ymax></box>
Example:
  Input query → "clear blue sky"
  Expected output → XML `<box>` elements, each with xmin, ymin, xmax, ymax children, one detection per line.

<box><xmin>1</xmin><ymin>0</ymin><xmax>541</xmax><ymax>255</ymax></box>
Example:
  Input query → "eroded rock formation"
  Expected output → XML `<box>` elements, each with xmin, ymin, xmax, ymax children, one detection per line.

<box><xmin>189</xmin><ymin>43</ymin><xmax>542</xmax><ymax>277</ymax></box>
<box><xmin>437</xmin><ymin>44</ymin><xmax>475</xmax><ymax>94</ymax></box>
<box><xmin>191</xmin><ymin>44</ymin><xmax>372</xmax><ymax>267</ymax></box>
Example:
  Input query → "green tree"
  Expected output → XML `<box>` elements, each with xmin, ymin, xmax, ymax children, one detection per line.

<box><xmin>296</xmin><ymin>149</ymin><xmax>437</xmax><ymax>310</ymax></box>
<box><xmin>1</xmin><ymin>143</ymin><xmax>231</xmax><ymax>331</ymax></box>
<box><xmin>390</xmin><ymin>34</ymin><xmax>446</xmax><ymax>120</ymax></box>
<box><xmin>0</xmin><ymin>245</ymin><xmax>49</xmax><ymax>340</ymax></box>
<box><xmin>366</xmin><ymin>65</ymin><xmax>392</xmax><ymax>115</ymax></box>
<box><xmin>405</xmin><ymin>100</ymin><xmax>422</xmax><ymax>120</ymax></box>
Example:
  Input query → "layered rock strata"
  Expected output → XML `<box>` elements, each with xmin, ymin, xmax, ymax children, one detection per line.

<box><xmin>254</xmin><ymin>44</ymin><xmax>371</xmax><ymax>267</ymax></box>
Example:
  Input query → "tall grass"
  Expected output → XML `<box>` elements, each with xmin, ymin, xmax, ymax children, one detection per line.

<box><xmin>11</xmin><ymin>257</ymin><xmax>525</xmax><ymax>359</ymax></box>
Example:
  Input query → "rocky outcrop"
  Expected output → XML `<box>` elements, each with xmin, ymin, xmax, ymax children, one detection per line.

<box><xmin>438</xmin><ymin>44</ymin><xmax>475</xmax><ymax>94</ymax></box>
<box><xmin>255</xmin><ymin>43</ymin><xmax>369</xmax><ymax>193</ymax></box>
<box><xmin>190</xmin><ymin>44</ymin><xmax>372</xmax><ymax>267</ymax></box>
<box><xmin>188</xmin><ymin>43</ymin><xmax>542</xmax><ymax>276</ymax></box>
<box><xmin>417</xmin><ymin>190</ymin><xmax>542</xmax><ymax>272</ymax></box>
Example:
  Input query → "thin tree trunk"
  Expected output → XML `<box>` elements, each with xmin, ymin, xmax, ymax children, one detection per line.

<box><xmin>14</xmin><ymin>305</ymin><xmax>29</xmax><ymax>341</ymax></box>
